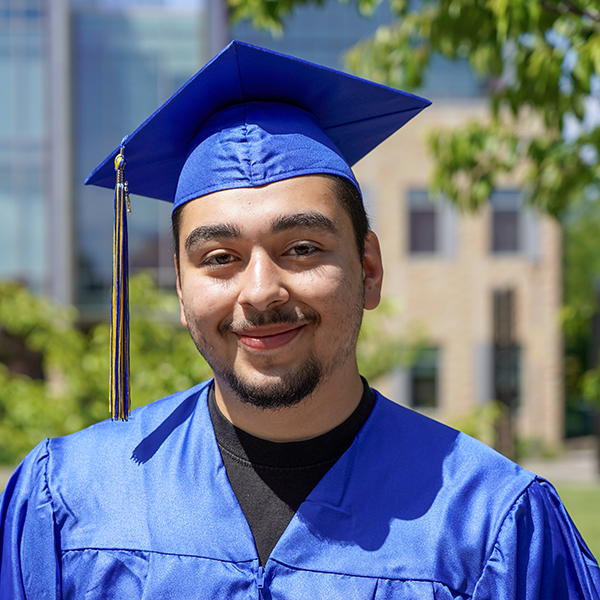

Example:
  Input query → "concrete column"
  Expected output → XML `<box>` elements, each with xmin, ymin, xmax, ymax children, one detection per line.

<box><xmin>45</xmin><ymin>0</ymin><xmax>73</xmax><ymax>304</ymax></box>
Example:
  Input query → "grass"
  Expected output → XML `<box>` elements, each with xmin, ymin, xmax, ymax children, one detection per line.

<box><xmin>555</xmin><ymin>484</ymin><xmax>600</xmax><ymax>560</ymax></box>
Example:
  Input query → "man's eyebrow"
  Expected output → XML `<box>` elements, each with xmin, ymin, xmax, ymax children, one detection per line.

<box><xmin>184</xmin><ymin>223</ymin><xmax>241</xmax><ymax>253</ymax></box>
<box><xmin>271</xmin><ymin>212</ymin><xmax>340</xmax><ymax>237</ymax></box>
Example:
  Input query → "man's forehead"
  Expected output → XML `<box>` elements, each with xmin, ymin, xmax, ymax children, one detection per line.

<box><xmin>182</xmin><ymin>176</ymin><xmax>337</xmax><ymax>217</ymax></box>
<box><xmin>180</xmin><ymin>176</ymin><xmax>346</xmax><ymax>236</ymax></box>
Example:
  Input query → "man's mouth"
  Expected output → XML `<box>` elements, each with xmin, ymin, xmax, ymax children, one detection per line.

<box><xmin>234</xmin><ymin>324</ymin><xmax>306</xmax><ymax>350</ymax></box>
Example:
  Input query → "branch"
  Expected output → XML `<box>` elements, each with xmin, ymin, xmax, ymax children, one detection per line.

<box><xmin>541</xmin><ymin>0</ymin><xmax>600</xmax><ymax>22</ymax></box>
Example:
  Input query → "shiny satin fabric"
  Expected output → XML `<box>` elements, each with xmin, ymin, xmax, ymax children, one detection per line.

<box><xmin>1</xmin><ymin>381</ymin><xmax>599</xmax><ymax>598</ymax></box>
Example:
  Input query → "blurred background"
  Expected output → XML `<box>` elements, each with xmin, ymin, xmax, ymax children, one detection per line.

<box><xmin>0</xmin><ymin>0</ymin><xmax>599</xmax><ymax>553</ymax></box>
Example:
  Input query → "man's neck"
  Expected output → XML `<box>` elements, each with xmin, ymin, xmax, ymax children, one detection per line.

<box><xmin>213</xmin><ymin>368</ymin><xmax>365</xmax><ymax>442</ymax></box>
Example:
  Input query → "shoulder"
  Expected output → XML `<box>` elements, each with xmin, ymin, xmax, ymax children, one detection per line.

<box><xmin>366</xmin><ymin>391</ymin><xmax>535</xmax><ymax>492</ymax></box>
<box><xmin>48</xmin><ymin>379</ymin><xmax>212</xmax><ymax>456</ymax></box>
<box><xmin>21</xmin><ymin>380</ymin><xmax>213</xmax><ymax>506</ymax></box>
<box><xmin>312</xmin><ymin>390</ymin><xmax>599</xmax><ymax>593</ymax></box>
<box><xmin>356</xmin><ymin>391</ymin><xmax>539</xmax><ymax>572</ymax></box>
<box><xmin>473</xmin><ymin>477</ymin><xmax>600</xmax><ymax>596</ymax></box>
<box><xmin>4</xmin><ymin>380</ymin><xmax>212</xmax><ymax>492</ymax></box>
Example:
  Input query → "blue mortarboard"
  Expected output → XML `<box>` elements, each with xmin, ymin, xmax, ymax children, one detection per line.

<box><xmin>85</xmin><ymin>40</ymin><xmax>430</xmax><ymax>420</ymax></box>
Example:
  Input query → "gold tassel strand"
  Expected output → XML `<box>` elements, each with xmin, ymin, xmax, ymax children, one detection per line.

<box><xmin>110</xmin><ymin>145</ymin><xmax>131</xmax><ymax>420</ymax></box>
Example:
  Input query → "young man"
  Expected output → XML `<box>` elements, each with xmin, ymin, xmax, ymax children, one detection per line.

<box><xmin>1</xmin><ymin>42</ymin><xmax>599</xmax><ymax>599</ymax></box>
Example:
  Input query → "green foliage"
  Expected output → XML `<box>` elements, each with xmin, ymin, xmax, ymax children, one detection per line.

<box><xmin>562</xmin><ymin>189</ymin><xmax>600</xmax><ymax>341</ymax></box>
<box><xmin>228</xmin><ymin>0</ymin><xmax>381</xmax><ymax>34</ymax></box>
<box><xmin>428</xmin><ymin>121</ymin><xmax>520</xmax><ymax>212</ymax></box>
<box><xmin>0</xmin><ymin>282</ymin><xmax>88</xmax><ymax>463</ymax></box>
<box><xmin>344</xmin><ymin>1</ymin><xmax>600</xmax><ymax>218</ymax></box>
<box><xmin>560</xmin><ymin>188</ymin><xmax>600</xmax><ymax>412</ymax></box>
<box><xmin>357</xmin><ymin>298</ymin><xmax>424</xmax><ymax>380</ymax></box>
<box><xmin>0</xmin><ymin>274</ymin><xmax>212</xmax><ymax>465</ymax></box>
<box><xmin>0</xmin><ymin>274</ymin><xmax>419</xmax><ymax>464</ymax></box>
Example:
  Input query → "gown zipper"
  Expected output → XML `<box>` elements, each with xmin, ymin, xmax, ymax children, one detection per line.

<box><xmin>257</xmin><ymin>565</ymin><xmax>265</xmax><ymax>598</ymax></box>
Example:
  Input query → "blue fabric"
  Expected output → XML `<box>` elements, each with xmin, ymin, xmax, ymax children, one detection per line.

<box><xmin>84</xmin><ymin>41</ymin><xmax>430</xmax><ymax>208</ymax></box>
<box><xmin>1</xmin><ymin>382</ymin><xmax>599</xmax><ymax>598</ymax></box>
<box><xmin>175</xmin><ymin>102</ymin><xmax>360</xmax><ymax>211</ymax></box>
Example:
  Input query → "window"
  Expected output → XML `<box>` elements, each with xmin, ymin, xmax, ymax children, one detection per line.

<box><xmin>410</xmin><ymin>348</ymin><xmax>439</xmax><ymax>409</ymax></box>
<box><xmin>408</xmin><ymin>190</ymin><xmax>436</xmax><ymax>253</ymax></box>
<box><xmin>407</xmin><ymin>189</ymin><xmax>457</xmax><ymax>257</ymax></box>
<box><xmin>410</xmin><ymin>207</ymin><xmax>436</xmax><ymax>253</ymax></box>
<box><xmin>491</xmin><ymin>191</ymin><xmax>520</xmax><ymax>253</ymax></box>
<box><xmin>492</xmin><ymin>290</ymin><xmax>520</xmax><ymax>409</ymax></box>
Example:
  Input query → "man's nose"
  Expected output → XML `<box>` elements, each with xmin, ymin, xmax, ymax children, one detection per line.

<box><xmin>237</xmin><ymin>251</ymin><xmax>290</xmax><ymax>311</ymax></box>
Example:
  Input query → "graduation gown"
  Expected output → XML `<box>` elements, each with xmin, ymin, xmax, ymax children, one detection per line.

<box><xmin>1</xmin><ymin>380</ymin><xmax>599</xmax><ymax>599</ymax></box>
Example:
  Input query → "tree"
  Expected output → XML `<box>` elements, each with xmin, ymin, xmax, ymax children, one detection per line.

<box><xmin>343</xmin><ymin>1</ymin><xmax>600</xmax><ymax>216</ymax></box>
<box><xmin>0</xmin><ymin>274</ymin><xmax>212</xmax><ymax>464</ymax></box>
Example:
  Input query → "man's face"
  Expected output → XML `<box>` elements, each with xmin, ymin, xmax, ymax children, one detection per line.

<box><xmin>176</xmin><ymin>175</ymin><xmax>381</xmax><ymax>409</ymax></box>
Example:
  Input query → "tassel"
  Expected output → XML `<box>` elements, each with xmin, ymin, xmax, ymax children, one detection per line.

<box><xmin>110</xmin><ymin>143</ymin><xmax>131</xmax><ymax>420</ymax></box>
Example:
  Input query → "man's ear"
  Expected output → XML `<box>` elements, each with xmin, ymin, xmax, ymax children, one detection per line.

<box><xmin>363</xmin><ymin>231</ymin><xmax>383</xmax><ymax>310</ymax></box>
<box><xmin>175</xmin><ymin>255</ymin><xmax>188</xmax><ymax>329</ymax></box>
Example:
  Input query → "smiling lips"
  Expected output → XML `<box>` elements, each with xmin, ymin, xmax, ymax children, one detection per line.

<box><xmin>235</xmin><ymin>324</ymin><xmax>305</xmax><ymax>350</ymax></box>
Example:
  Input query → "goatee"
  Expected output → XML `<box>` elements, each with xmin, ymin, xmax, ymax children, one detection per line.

<box><xmin>186</xmin><ymin>306</ymin><xmax>326</xmax><ymax>410</ymax></box>
<box><xmin>218</xmin><ymin>351</ymin><xmax>323</xmax><ymax>410</ymax></box>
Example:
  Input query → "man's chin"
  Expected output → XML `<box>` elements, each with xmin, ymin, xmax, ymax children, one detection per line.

<box><xmin>216</xmin><ymin>361</ymin><xmax>323</xmax><ymax>411</ymax></box>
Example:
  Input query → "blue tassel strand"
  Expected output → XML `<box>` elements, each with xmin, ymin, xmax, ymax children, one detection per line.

<box><xmin>110</xmin><ymin>145</ymin><xmax>131</xmax><ymax>420</ymax></box>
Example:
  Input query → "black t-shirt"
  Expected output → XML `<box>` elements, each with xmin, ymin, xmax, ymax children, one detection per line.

<box><xmin>208</xmin><ymin>382</ymin><xmax>375</xmax><ymax>566</ymax></box>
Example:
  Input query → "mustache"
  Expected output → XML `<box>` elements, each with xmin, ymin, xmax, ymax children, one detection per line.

<box><xmin>219</xmin><ymin>306</ymin><xmax>320</xmax><ymax>335</ymax></box>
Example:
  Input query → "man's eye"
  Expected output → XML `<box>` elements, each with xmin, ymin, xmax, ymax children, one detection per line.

<box><xmin>287</xmin><ymin>244</ymin><xmax>318</xmax><ymax>257</ymax></box>
<box><xmin>204</xmin><ymin>253</ymin><xmax>236</xmax><ymax>266</ymax></box>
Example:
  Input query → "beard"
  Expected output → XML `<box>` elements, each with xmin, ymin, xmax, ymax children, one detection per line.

<box><xmin>216</xmin><ymin>349</ymin><xmax>323</xmax><ymax>410</ymax></box>
<box><xmin>183</xmin><ymin>301</ymin><xmax>363</xmax><ymax>410</ymax></box>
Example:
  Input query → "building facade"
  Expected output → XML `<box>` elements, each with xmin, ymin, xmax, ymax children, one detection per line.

<box><xmin>71</xmin><ymin>0</ymin><xmax>207</xmax><ymax>317</ymax></box>
<box><xmin>1</xmin><ymin>0</ymin><xmax>52</xmax><ymax>295</ymax></box>
<box><xmin>354</xmin><ymin>101</ymin><xmax>563</xmax><ymax>449</ymax></box>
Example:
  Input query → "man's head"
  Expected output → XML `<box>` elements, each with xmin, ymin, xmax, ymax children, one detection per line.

<box><xmin>174</xmin><ymin>174</ymin><xmax>383</xmax><ymax>410</ymax></box>
<box><xmin>84</xmin><ymin>42</ymin><xmax>429</xmax><ymax>420</ymax></box>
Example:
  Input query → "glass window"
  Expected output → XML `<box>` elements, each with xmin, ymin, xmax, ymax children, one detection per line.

<box><xmin>490</xmin><ymin>190</ymin><xmax>521</xmax><ymax>254</ymax></box>
<box><xmin>492</xmin><ymin>289</ymin><xmax>520</xmax><ymax>409</ymax></box>
<box><xmin>493</xmin><ymin>345</ymin><xmax>520</xmax><ymax>408</ymax></box>
<box><xmin>73</xmin><ymin>7</ymin><xmax>204</xmax><ymax>310</ymax></box>
<box><xmin>0</xmin><ymin>1</ymin><xmax>46</xmax><ymax>292</ymax></box>
<box><xmin>408</xmin><ymin>189</ymin><xmax>459</xmax><ymax>257</ymax></box>
<box><xmin>410</xmin><ymin>348</ymin><xmax>439</xmax><ymax>409</ymax></box>
<box><xmin>492</xmin><ymin>210</ymin><xmax>519</xmax><ymax>252</ymax></box>
<box><xmin>408</xmin><ymin>189</ymin><xmax>437</xmax><ymax>254</ymax></box>
<box><xmin>410</xmin><ymin>208</ymin><xmax>436</xmax><ymax>253</ymax></box>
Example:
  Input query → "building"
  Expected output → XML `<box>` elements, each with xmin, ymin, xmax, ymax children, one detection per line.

<box><xmin>71</xmin><ymin>0</ymin><xmax>207</xmax><ymax>316</ymax></box>
<box><xmin>354</xmin><ymin>103</ymin><xmax>562</xmax><ymax>449</ymax></box>
<box><xmin>0</xmin><ymin>0</ymin><xmax>207</xmax><ymax>311</ymax></box>
<box><xmin>0</xmin><ymin>0</ymin><xmax>70</xmax><ymax>300</ymax></box>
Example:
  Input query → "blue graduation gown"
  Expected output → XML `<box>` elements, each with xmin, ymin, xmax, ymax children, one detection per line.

<box><xmin>1</xmin><ymin>380</ymin><xmax>599</xmax><ymax>599</ymax></box>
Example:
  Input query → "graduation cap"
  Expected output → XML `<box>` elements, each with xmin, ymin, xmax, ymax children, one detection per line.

<box><xmin>85</xmin><ymin>40</ymin><xmax>430</xmax><ymax>421</ymax></box>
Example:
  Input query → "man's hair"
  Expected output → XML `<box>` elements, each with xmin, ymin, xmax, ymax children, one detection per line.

<box><xmin>172</xmin><ymin>174</ymin><xmax>370</xmax><ymax>270</ymax></box>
